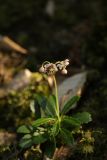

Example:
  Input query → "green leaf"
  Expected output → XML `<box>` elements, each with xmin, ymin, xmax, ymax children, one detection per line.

<box><xmin>36</xmin><ymin>94</ymin><xmax>57</xmax><ymax>117</ymax></box>
<box><xmin>36</xmin><ymin>94</ymin><xmax>47</xmax><ymax>109</ymax></box>
<box><xmin>30</xmin><ymin>100</ymin><xmax>35</xmax><ymax>113</ymax></box>
<box><xmin>51</xmin><ymin>121</ymin><xmax>59</xmax><ymax>136</ymax></box>
<box><xmin>44</xmin><ymin>140</ymin><xmax>56</xmax><ymax>158</ymax></box>
<box><xmin>60</xmin><ymin>128</ymin><xmax>74</xmax><ymax>145</ymax></box>
<box><xmin>45</xmin><ymin>95</ymin><xmax>57</xmax><ymax>117</ymax></box>
<box><xmin>17</xmin><ymin>125</ymin><xmax>31</xmax><ymax>133</ymax></box>
<box><xmin>35</xmin><ymin>94</ymin><xmax>46</xmax><ymax>119</ymax></box>
<box><xmin>32</xmin><ymin>118</ymin><xmax>55</xmax><ymax>128</ymax></box>
<box><xmin>73</xmin><ymin>112</ymin><xmax>92</xmax><ymax>124</ymax></box>
<box><xmin>22</xmin><ymin>134</ymin><xmax>32</xmax><ymax>139</ymax></box>
<box><xmin>19</xmin><ymin>138</ymin><xmax>32</xmax><ymax>148</ymax></box>
<box><xmin>32</xmin><ymin>133</ymin><xmax>48</xmax><ymax>144</ymax></box>
<box><xmin>62</xmin><ymin>116</ymin><xmax>81</xmax><ymax>128</ymax></box>
<box><xmin>61</xmin><ymin>96</ymin><xmax>80</xmax><ymax>115</ymax></box>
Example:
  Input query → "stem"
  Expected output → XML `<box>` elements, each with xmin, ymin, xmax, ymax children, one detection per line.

<box><xmin>53</xmin><ymin>75</ymin><xmax>59</xmax><ymax>118</ymax></box>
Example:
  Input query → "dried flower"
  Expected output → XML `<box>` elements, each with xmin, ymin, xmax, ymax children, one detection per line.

<box><xmin>56</xmin><ymin>59</ymin><xmax>69</xmax><ymax>72</ymax></box>
<box><xmin>39</xmin><ymin>59</ymin><xmax>69</xmax><ymax>75</ymax></box>
<box><xmin>61</xmin><ymin>69</ymin><xmax>67</xmax><ymax>74</ymax></box>
<box><xmin>44</xmin><ymin>63</ymin><xmax>58</xmax><ymax>75</ymax></box>
<box><xmin>39</xmin><ymin>66</ymin><xmax>45</xmax><ymax>73</ymax></box>
<box><xmin>55</xmin><ymin>63</ymin><xmax>63</xmax><ymax>70</ymax></box>
<box><xmin>64</xmin><ymin>59</ymin><xmax>69</xmax><ymax>66</ymax></box>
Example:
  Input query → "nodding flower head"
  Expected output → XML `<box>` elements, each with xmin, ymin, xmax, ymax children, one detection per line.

<box><xmin>61</xmin><ymin>68</ymin><xmax>67</xmax><ymax>75</ymax></box>
<box><xmin>39</xmin><ymin>59</ymin><xmax>69</xmax><ymax>75</ymax></box>
<box><xmin>55</xmin><ymin>59</ymin><xmax>69</xmax><ymax>75</ymax></box>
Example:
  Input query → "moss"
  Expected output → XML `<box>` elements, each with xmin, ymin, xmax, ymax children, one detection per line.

<box><xmin>0</xmin><ymin>73</ymin><xmax>50</xmax><ymax>131</ymax></box>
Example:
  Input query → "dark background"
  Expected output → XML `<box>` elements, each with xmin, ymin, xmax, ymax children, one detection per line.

<box><xmin>0</xmin><ymin>0</ymin><xmax>107</xmax><ymax>70</ymax></box>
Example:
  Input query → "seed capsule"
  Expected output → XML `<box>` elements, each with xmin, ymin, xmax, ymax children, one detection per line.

<box><xmin>39</xmin><ymin>66</ymin><xmax>45</xmax><ymax>73</ymax></box>
<box><xmin>61</xmin><ymin>69</ymin><xmax>67</xmax><ymax>74</ymax></box>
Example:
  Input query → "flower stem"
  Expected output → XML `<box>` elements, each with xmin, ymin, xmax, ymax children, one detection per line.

<box><xmin>53</xmin><ymin>75</ymin><xmax>59</xmax><ymax>118</ymax></box>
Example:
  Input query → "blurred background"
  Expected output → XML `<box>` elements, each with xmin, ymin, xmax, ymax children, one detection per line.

<box><xmin>0</xmin><ymin>0</ymin><xmax>107</xmax><ymax>160</ymax></box>
<box><xmin>0</xmin><ymin>0</ymin><xmax>107</xmax><ymax>70</ymax></box>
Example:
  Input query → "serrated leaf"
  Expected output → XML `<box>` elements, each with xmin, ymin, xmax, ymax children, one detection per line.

<box><xmin>22</xmin><ymin>134</ymin><xmax>32</xmax><ymax>139</ymax></box>
<box><xmin>61</xmin><ymin>96</ymin><xmax>80</xmax><ymax>115</ymax></box>
<box><xmin>45</xmin><ymin>95</ymin><xmax>57</xmax><ymax>117</ymax></box>
<box><xmin>60</xmin><ymin>128</ymin><xmax>74</xmax><ymax>145</ymax></box>
<box><xmin>19</xmin><ymin>138</ymin><xmax>32</xmax><ymax>148</ymax></box>
<box><xmin>36</xmin><ymin>94</ymin><xmax>57</xmax><ymax>117</ymax></box>
<box><xmin>44</xmin><ymin>140</ymin><xmax>56</xmax><ymax>158</ymax></box>
<box><xmin>62</xmin><ymin>116</ymin><xmax>81</xmax><ymax>128</ymax></box>
<box><xmin>36</xmin><ymin>94</ymin><xmax>50</xmax><ymax>117</ymax></box>
<box><xmin>36</xmin><ymin>94</ymin><xmax>47</xmax><ymax>108</ymax></box>
<box><xmin>32</xmin><ymin>117</ymin><xmax>55</xmax><ymax>128</ymax></box>
<box><xmin>32</xmin><ymin>133</ymin><xmax>48</xmax><ymax>144</ymax></box>
<box><xmin>73</xmin><ymin>112</ymin><xmax>92</xmax><ymax>124</ymax></box>
<box><xmin>51</xmin><ymin>121</ymin><xmax>59</xmax><ymax>136</ymax></box>
<box><xmin>17</xmin><ymin>125</ymin><xmax>31</xmax><ymax>133</ymax></box>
